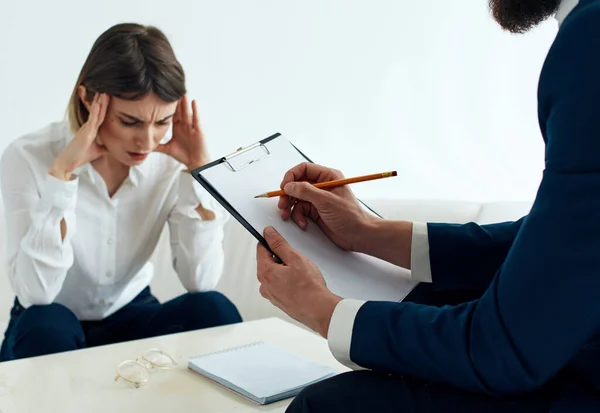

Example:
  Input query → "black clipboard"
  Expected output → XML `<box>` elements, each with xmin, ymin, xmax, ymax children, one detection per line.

<box><xmin>189</xmin><ymin>133</ymin><xmax>417</xmax><ymax>302</ymax></box>
<box><xmin>189</xmin><ymin>133</ymin><xmax>380</xmax><ymax>263</ymax></box>
<box><xmin>190</xmin><ymin>133</ymin><xmax>282</xmax><ymax>260</ymax></box>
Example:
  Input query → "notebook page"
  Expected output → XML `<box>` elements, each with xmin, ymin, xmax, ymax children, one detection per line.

<box><xmin>199</xmin><ymin>136</ymin><xmax>417</xmax><ymax>302</ymax></box>
<box><xmin>188</xmin><ymin>342</ymin><xmax>337</xmax><ymax>399</ymax></box>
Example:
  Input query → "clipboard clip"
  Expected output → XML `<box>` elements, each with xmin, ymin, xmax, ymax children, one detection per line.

<box><xmin>223</xmin><ymin>141</ymin><xmax>271</xmax><ymax>172</ymax></box>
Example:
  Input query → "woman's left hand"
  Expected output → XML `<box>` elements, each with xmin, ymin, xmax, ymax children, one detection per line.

<box><xmin>156</xmin><ymin>95</ymin><xmax>210</xmax><ymax>170</ymax></box>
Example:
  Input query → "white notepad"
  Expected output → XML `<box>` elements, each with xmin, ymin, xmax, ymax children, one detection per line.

<box><xmin>191</xmin><ymin>134</ymin><xmax>418</xmax><ymax>303</ymax></box>
<box><xmin>188</xmin><ymin>341</ymin><xmax>338</xmax><ymax>405</ymax></box>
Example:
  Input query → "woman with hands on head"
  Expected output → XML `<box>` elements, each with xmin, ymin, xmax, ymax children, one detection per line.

<box><xmin>0</xmin><ymin>23</ymin><xmax>241</xmax><ymax>362</ymax></box>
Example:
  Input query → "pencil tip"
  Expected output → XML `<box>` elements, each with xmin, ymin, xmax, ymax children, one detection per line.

<box><xmin>392</xmin><ymin>171</ymin><xmax>397</xmax><ymax>177</ymax></box>
<box><xmin>254</xmin><ymin>193</ymin><xmax>266</xmax><ymax>198</ymax></box>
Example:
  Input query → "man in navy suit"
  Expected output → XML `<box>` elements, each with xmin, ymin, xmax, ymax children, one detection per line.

<box><xmin>256</xmin><ymin>0</ymin><xmax>600</xmax><ymax>411</ymax></box>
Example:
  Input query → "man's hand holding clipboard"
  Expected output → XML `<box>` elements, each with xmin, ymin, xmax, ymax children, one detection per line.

<box><xmin>255</xmin><ymin>162</ymin><xmax>407</xmax><ymax>339</ymax></box>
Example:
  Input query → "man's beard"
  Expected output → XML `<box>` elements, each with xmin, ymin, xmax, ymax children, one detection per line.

<box><xmin>489</xmin><ymin>0</ymin><xmax>562</xmax><ymax>34</ymax></box>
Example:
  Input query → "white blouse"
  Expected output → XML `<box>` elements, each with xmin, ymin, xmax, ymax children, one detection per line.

<box><xmin>0</xmin><ymin>120</ymin><xmax>229</xmax><ymax>320</ymax></box>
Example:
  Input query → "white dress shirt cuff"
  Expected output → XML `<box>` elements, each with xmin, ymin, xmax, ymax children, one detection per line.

<box><xmin>40</xmin><ymin>173</ymin><xmax>78</xmax><ymax>211</ymax></box>
<box><xmin>177</xmin><ymin>172</ymin><xmax>229</xmax><ymax>222</ymax></box>
<box><xmin>327</xmin><ymin>299</ymin><xmax>368</xmax><ymax>370</ymax></box>
<box><xmin>410</xmin><ymin>222</ymin><xmax>432</xmax><ymax>283</ymax></box>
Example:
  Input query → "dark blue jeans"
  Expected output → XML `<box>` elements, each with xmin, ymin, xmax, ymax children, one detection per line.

<box><xmin>0</xmin><ymin>287</ymin><xmax>242</xmax><ymax>362</ymax></box>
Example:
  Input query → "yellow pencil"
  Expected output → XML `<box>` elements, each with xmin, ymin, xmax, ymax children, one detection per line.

<box><xmin>254</xmin><ymin>171</ymin><xmax>397</xmax><ymax>198</ymax></box>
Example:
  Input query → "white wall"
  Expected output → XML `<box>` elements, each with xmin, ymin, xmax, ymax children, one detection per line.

<box><xmin>0</xmin><ymin>0</ymin><xmax>558</xmax><ymax>203</ymax></box>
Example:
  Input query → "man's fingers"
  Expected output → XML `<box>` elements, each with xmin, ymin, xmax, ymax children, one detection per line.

<box><xmin>280</xmin><ymin>206</ymin><xmax>292</xmax><ymax>221</ymax></box>
<box><xmin>278</xmin><ymin>193</ymin><xmax>292</xmax><ymax>220</ymax></box>
<box><xmin>290</xmin><ymin>201</ymin><xmax>311</xmax><ymax>230</ymax></box>
<box><xmin>256</xmin><ymin>242</ymin><xmax>277</xmax><ymax>273</ymax></box>
<box><xmin>263</xmin><ymin>226</ymin><xmax>296</xmax><ymax>264</ymax></box>
<box><xmin>283</xmin><ymin>181</ymin><xmax>336</xmax><ymax>210</ymax></box>
<box><xmin>281</xmin><ymin>163</ymin><xmax>344</xmax><ymax>187</ymax></box>
<box><xmin>256</xmin><ymin>244</ymin><xmax>281</xmax><ymax>304</ymax></box>
<box><xmin>259</xmin><ymin>284</ymin><xmax>270</xmax><ymax>299</ymax></box>
<box><xmin>278</xmin><ymin>162</ymin><xmax>343</xmax><ymax>217</ymax></box>
<box><xmin>278</xmin><ymin>194</ymin><xmax>291</xmax><ymax>210</ymax></box>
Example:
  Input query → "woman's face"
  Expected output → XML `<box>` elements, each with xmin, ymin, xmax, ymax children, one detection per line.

<box><xmin>83</xmin><ymin>89</ymin><xmax>178</xmax><ymax>166</ymax></box>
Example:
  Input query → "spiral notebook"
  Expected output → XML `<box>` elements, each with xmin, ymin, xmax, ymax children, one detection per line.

<box><xmin>188</xmin><ymin>341</ymin><xmax>339</xmax><ymax>405</ymax></box>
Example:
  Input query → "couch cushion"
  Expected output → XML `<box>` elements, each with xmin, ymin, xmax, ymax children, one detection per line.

<box><xmin>476</xmin><ymin>201</ymin><xmax>532</xmax><ymax>224</ymax></box>
<box><xmin>0</xmin><ymin>198</ymin><xmax>536</xmax><ymax>338</ymax></box>
<box><xmin>361</xmin><ymin>198</ymin><xmax>482</xmax><ymax>223</ymax></box>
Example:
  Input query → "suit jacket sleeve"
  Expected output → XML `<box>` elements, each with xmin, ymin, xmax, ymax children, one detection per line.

<box><xmin>425</xmin><ymin>219</ymin><xmax>525</xmax><ymax>292</ymax></box>
<box><xmin>333</xmin><ymin>5</ymin><xmax>600</xmax><ymax>395</ymax></box>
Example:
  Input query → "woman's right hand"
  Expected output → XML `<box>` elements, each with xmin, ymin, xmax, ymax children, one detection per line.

<box><xmin>278</xmin><ymin>162</ymin><xmax>378</xmax><ymax>252</ymax></box>
<box><xmin>49</xmin><ymin>93</ymin><xmax>109</xmax><ymax>181</ymax></box>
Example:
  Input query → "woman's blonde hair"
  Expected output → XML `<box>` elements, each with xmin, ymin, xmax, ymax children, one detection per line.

<box><xmin>67</xmin><ymin>23</ymin><xmax>186</xmax><ymax>133</ymax></box>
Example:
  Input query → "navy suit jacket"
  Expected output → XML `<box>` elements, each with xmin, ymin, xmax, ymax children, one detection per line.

<box><xmin>349</xmin><ymin>0</ymin><xmax>600</xmax><ymax>408</ymax></box>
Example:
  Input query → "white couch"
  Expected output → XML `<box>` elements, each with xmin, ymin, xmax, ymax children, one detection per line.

<box><xmin>0</xmin><ymin>198</ymin><xmax>533</xmax><ymax>344</ymax></box>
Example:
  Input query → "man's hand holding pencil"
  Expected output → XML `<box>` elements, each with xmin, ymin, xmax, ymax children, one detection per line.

<box><xmin>255</xmin><ymin>162</ymin><xmax>410</xmax><ymax>339</ymax></box>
